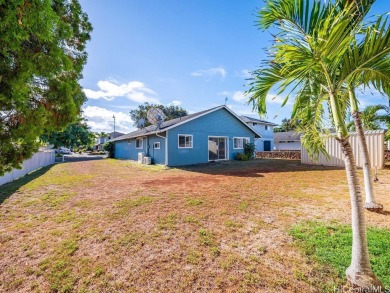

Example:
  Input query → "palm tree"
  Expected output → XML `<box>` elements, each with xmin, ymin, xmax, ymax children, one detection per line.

<box><xmin>348</xmin><ymin>104</ymin><xmax>390</xmax><ymax>133</ymax></box>
<box><xmin>344</xmin><ymin>23</ymin><xmax>390</xmax><ymax>211</ymax></box>
<box><xmin>248</xmin><ymin>0</ymin><xmax>389</xmax><ymax>289</ymax></box>
<box><xmin>348</xmin><ymin>101</ymin><xmax>389</xmax><ymax>211</ymax></box>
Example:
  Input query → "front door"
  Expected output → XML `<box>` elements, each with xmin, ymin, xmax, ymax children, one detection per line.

<box><xmin>208</xmin><ymin>137</ymin><xmax>227</xmax><ymax>161</ymax></box>
<box><xmin>264</xmin><ymin>140</ymin><xmax>271</xmax><ymax>151</ymax></box>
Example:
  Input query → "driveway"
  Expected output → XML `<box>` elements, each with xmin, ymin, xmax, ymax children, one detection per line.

<box><xmin>63</xmin><ymin>153</ymin><xmax>107</xmax><ymax>162</ymax></box>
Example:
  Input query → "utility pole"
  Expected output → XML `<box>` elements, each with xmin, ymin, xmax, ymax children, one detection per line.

<box><xmin>112</xmin><ymin>115</ymin><xmax>116</xmax><ymax>135</ymax></box>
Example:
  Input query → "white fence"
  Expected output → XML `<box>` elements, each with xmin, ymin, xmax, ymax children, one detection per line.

<box><xmin>0</xmin><ymin>150</ymin><xmax>55</xmax><ymax>186</ymax></box>
<box><xmin>301</xmin><ymin>130</ymin><xmax>385</xmax><ymax>169</ymax></box>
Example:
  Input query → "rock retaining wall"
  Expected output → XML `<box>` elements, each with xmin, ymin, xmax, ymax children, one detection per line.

<box><xmin>256</xmin><ymin>151</ymin><xmax>301</xmax><ymax>160</ymax></box>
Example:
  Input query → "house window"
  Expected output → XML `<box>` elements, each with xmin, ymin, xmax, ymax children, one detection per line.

<box><xmin>154</xmin><ymin>142</ymin><xmax>160</xmax><ymax>149</ymax></box>
<box><xmin>233</xmin><ymin>137</ymin><xmax>250</xmax><ymax>149</ymax></box>
<box><xmin>178</xmin><ymin>135</ymin><xmax>193</xmax><ymax>148</ymax></box>
<box><xmin>253</xmin><ymin>123</ymin><xmax>258</xmax><ymax>126</ymax></box>
<box><xmin>135</xmin><ymin>138</ymin><xmax>143</xmax><ymax>149</ymax></box>
<box><xmin>265</xmin><ymin>125</ymin><xmax>268</xmax><ymax>130</ymax></box>
<box><xmin>127</xmin><ymin>139</ymin><xmax>131</xmax><ymax>144</ymax></box>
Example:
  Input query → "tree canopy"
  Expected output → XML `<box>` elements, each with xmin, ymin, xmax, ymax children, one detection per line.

<box><xmin>0</xmin><ymin>0</ymin><xmax>92</xmax><ymax>175</ymax></box>
<box><xmin>348</xmin><ymin>105</ymin><xmax>390</xmax><ymax>139</ymax></box>
<box><xmin>40</xmin><ymin>118</ymin><xmax>95</xmax><ymax>149</ymax></box>
<box><xmin>129</xmin><ymin>103</ymin><xmax>188</xmax><ymax>127</ymax></box>
<box><xmin>273</xmin><ymin>118</ymin><xmax>299</xmax><ymax>133</ymax></box>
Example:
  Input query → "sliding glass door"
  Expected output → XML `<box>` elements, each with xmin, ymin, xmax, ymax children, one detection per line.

<box><xmin>208</xmin><ymin>137</ymin><xmax>227</xmax><ymax>161</ymax></box>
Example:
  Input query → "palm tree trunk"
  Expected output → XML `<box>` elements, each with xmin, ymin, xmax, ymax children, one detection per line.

<box><xmin>329</xmin><ymin>92</ymin><xmax>383</xmax><ymax>289</ymax></box>
<box><xmin>351</xmin><ymin>111</ymin><xmax>383</xmax><ymax>211</ymax></box>
<box><xmin>339</xmin><ymin>138</ymin><xmax>384</xmax><ymax>290</ymax></box>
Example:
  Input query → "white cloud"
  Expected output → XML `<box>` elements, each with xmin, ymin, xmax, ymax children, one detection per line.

<box><xmin>191</xmin><ymin>67</ymin><xmax>226</xmax><ymax>80</ymax></box>
<box><xmin>267</xmin><ymin>94</ymin><xmax>292</xmax><ymax>105</ymax></box>
<box><xmin>82</xmin><ymin>106</ymin><xmax>135</xmax><ymax>133</ymax></box>
<box><xmin>232</xmin><ymin>91</ymin><xmax>247</xmax><ymax>102</ymax></box>
<box><xmin>218</xmin><ymin>91</ymin><xmax>230</xmax><ymax>96</ymax></box>
<box><xmin>217</xmin><ymin>91</ymin><xmax>248</xmax><ymax>103</ymax></box>
<box><xmin>168</xmin><ymin>100</ymin><xmax>182</xmax><ymax>106</ymax></box>
<box><xmin>237</xmin><ymin>69</ymin><xmax>252</xmax><ymax>78</ymax></box>
<box><xmin>83</xmin><ymin>80</ymin><xmax>159</xmax><ymax>103</ymax></box>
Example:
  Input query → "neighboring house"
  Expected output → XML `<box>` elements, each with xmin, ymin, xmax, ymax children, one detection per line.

<box><xmin>274</xmin><ymin>131</ymin><xmax>301</xmax><ymax>150</ymax></box>
<box><xmin>110</xmin><ymin>105</ymin><xmax>261</xmax><ymax>166</ymax></box>
<box><xmin>95</xmin><ymin>131</ymin><xmax>124</xmax><ymax>150</ymax></box>
<box><xmin>239</xmin><ymin>116</ymin><xmax>278</xmax><ymax>151</ymax></box>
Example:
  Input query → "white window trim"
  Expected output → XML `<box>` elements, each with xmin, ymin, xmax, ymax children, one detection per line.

<box><xmin>135</xmin><ymin>137</ymin><xmax>143</xmax><ymax>149</ymax></box>
<box><xmin>178</xmin><ymin>134</ymin><xmax>193</xmax><ymax>149</ymax></box>
<box><xmin>208</xmin><ymin>136</ymin><xmax>229</xmax><ymax>161</ymax></box>
<box><xmin>233</xmin><ymin>137</ymin><xmax>250</xmax><ymax>149</ymax></box>
<box><xmin>154</xmin><ymin>142</ymin><xmax>161</xmax><ymax>149</ymax></box>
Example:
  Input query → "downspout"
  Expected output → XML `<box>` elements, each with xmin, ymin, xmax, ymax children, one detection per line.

<box><xmin>155</xmin><ymin>131</ymin><xmax>168</xmax><ymax>166</ymax></box>
<box><xmin>145</xmin><ymin>136</ymin><xmax>149</xmax><ymax>156</ymax></box>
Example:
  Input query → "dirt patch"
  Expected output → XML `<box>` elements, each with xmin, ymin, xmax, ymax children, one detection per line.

<box><xmin>0</xmin><ymin>158</ymin><xmax>389</xmax><ymax>292</ymax></box>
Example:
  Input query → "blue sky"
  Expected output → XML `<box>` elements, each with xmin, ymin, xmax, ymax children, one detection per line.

<box><xmin>79</xmin><ymin>0</ymin><xmax>389</xmax><ymax>133</ymax></box>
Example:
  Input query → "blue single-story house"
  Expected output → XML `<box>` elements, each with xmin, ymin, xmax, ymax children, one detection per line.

<box><xmin>110</xmin><ymin>105</ymin><xmax>261</xmax><ymax>166</ymax></box>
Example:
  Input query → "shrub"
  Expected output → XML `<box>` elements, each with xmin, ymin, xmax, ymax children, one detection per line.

<box><xmin>234</xmin><ymin>153</ymin><xmax>249</xmax><ymax>161</ymax></box>
<box><xmin>234</xmin><ymin>153</ymin><xmax>243</xmax><ymax>160</ymax></box>
<box><xmin>103</xmin><ymin>142</ymin><xmax>115</xmax><ymax>158</ymax></box>
<box><xmin>244</xmin><ymin>142</ymin><xmax>256</xmax><ymax>159</ymax></box>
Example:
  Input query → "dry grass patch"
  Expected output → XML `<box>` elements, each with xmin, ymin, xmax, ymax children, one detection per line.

<box><xmin>0</xmin><ymin>158</ymin><xmax>389</xmax><ymax>291</ymax></box>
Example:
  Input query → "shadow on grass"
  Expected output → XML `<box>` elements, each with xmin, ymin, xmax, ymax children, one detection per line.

<box><xmin>176</xmin><ymin>158</ymin><xmax>343</xmax><ymax>177</ymax></box>
<box><xmin>0</xmin><ymin>165</ymin><xmax>54</xmax><ymax>204</ymax></box>
<box><xmin>376</xmin><ymin>210</ymin><xmax>390</xmax><ymax>216</ymax></box>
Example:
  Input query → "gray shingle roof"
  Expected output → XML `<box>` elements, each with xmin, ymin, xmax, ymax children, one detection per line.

<box><xmin>239</xmin><ymin>116</ymin><xmax>278</xmax><ymax>126</ymax></box>
<box><xmin>111</xmin><ymin>105</ymin><xmax>260</xmax><ymax>142</ymax></box>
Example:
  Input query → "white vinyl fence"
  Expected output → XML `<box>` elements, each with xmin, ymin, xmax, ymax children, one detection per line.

<box><xmin>0</xmin><ymin>149</ymin><xmax>55</xmax><ymax>186</ymax></box>
<box><xmin>301</xmin><ymin>130</ymin><xmax>385</xmax><ymax>169</ymax></box>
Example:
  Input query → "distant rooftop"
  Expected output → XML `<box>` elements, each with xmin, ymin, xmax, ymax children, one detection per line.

<box><xmin>239</xmin><ymin>116</ymin><xmax>278</xmax><ymax>126</ymax></box>
<box><xmin>274</xmin><ymin>131</ymin><xmax>301</xmax><ymax>141</ymax></box>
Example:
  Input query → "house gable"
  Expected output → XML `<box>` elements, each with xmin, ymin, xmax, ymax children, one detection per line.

<box><xmin>167</xmin><ymin>107</ymin><xmax>257</xmax><ymax>166</ymax></box>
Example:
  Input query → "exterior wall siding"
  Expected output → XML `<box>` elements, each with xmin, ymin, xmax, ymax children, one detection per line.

<box><xmin>250</xmin><ymin>124</ymin><xmax>274</xmax><ymax>151</ymax></box>
<box><xmin>274</xmin><ymin>141</ymin><xmax>301</xmax><ymax>151</ymax></box>
<box><xmin>115</xmin><ymin>137</ymin><xmax>146</xmax><ymax>160</ymax></box>
<box><xmin>167</xmin><ymin>108</ymin><xmax>255</xmax><ymax>166</ymax></box>
<box><xmin>115</xmin><ymin>134</ymin><xmax>166</xmax><ymax>164</ymax></box>
<box><xmin>301</xmin><ymin>131</ymin><xmax>385</xmax><ymax>169</ymax></box>
<box><xmin>146</xmin><ymin>134</ymin><xmax>166</xmax><ymax>164</ymax></box>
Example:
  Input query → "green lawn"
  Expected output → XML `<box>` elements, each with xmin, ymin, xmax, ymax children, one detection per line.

<box><xmin>290</xmin><ymin>221</ymin><xmax>390</xmax><ymax>290</ymax></box>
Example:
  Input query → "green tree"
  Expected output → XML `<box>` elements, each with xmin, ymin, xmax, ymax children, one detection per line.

<box><xmin>348</xmin><ymin>104</ymin><xmax>390</xmax><ymax>135</ymax></box>
<box><xmin>41</xmin><ymin>118</ymin><xmax>95</xmax><ymax>149</ymax></box>
<box><xmin>248</xmin><ymin>0</ymin><xmax>389</xmax><ymax>288</ymax></box>
<box><xmin>273</xmin><ymin>118</ymin><xmax>299</xmax><ymax>133</ymax></box>
<box><xmin>129</xmin><ymin>103</ymin><xmax>188</xmax><ymax>127</ymax></box>
<box><xmin>103</xmin><ymin>141</ymin><xmax>115</xmax><ymax>158</ymax></box>
<box><xmin>0</xmin><ymin>0</ymin><xmax>92</xmax><ymax>175</ymax></box>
